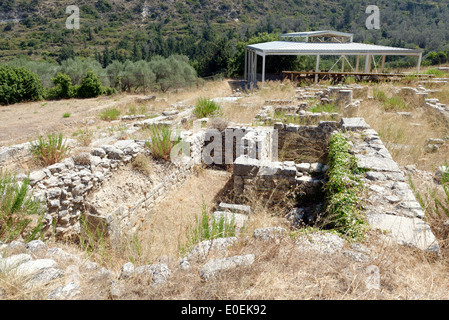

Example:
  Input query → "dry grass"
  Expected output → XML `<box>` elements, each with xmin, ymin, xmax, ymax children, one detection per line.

<box><xmin>111</xmin><ymin>229</ymin><xmax>449</xmax><ymax>300</ymax></box>
<box><xmin>356</xmin><ymin>88</ymin><xmax>449</xmax><ymax>172</ymax></box>
<box><xmin>121</xmin><ymin>168</ymin><xmax>236</xmax><ymax>264</ymax></box>
<box><xmin>220</xmin><ymin>80</ymin><xmax>297</xmax><ymax>125</ymax></box>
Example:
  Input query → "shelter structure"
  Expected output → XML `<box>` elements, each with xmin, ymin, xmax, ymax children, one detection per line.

<box><xmin>244</xmin><ymin>30</ymin><xmax>423</xmax><ymax>87</ymax></box>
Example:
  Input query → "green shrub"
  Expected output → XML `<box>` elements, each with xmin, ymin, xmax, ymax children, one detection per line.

<box><xmin>99</xmin><ymin>107</ymin><xmax>121</xmax><ymax>121</ymax></box>
<box><xmin>193</xmin><ymin>97</ymin><xmax>222</xmax><ymax>118</ymax></box>
<box><xmin>321</xmin><ymin>132</ymin><xmax>367</xmax><ymax>240</ymax></box>
<box><xmin>59</xmin><ymin>58</ymin><xmax>107</xmax><ymax>86</ymax></box>
<box><xmin>424</xmin><ymin>68</ymin><xmax>445</xmax><ymax>77</ymax></box>
<box><xmin>76</xmin><ymin>70</ymin><xmax>103</xmax><ymax>98</ymax></box>
<box><xmin>72</xmin><ymin>127</ymin><xmax>94</xmax><ymax>146</ymax></box>
<box><xmin>0</xmin><ymin>170</ymin><xmax>45</xmax><ymax>242</ymax></box>
<box><xmin>102</xmin><ymin>86</ymin><xmax>117</xmax><ymax>96</ymax></box>
<box><xmin>373</xmin><ymin>88</ymin><xmax>408</xmax><ymax>111</ymax></box>
<box><xmin>62</xmin><ymin>112</ymin><xmax>70</xmax><ymax>118</ymax></box>
<box><xmin>51</xmin><ymin>72</ymin><xmax>73</xmax><ymax>99</ymax></box>
<box><xmin>0</xmin><ymin>65</ymin><xmax>44</xmax><ymax>105</ymax></box>
<box><xmin>373</xmin><ymin>88</ymin><xmax>387</xmax><ymax>102</ymax></box>
<box><xmin>29</xmin><ymin>133</ymin><xmax>70</xmax><ymax>166</ymax></box>
<box><xmin>145</xmin><ymin>125</ymin><xmax>181</xmax><ymax>161</ymax></box>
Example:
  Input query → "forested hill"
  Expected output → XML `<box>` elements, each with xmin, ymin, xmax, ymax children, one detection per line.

<box><xmin>1</xmin><ymin>0</ymin><xmax>449</xmax><ymax>76</ymax></box>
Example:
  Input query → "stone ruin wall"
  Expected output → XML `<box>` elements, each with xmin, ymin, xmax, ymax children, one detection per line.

<box><xmin>14</xmin><ymin>131</ymin><xmax>205</xmax><ymax>244</ymax></box>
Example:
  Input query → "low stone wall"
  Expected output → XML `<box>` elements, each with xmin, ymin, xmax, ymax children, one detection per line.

<box><xmin>26</xmin><ymin>130</ymin><xmax>205</xmax><ymax>242</ymax></box>
<box><xmin>233</xmin><ymin>155</ymin><xmax>325</xmax><ymax>207</ymax></box>
<box><xmin>351</xmin><ymin>127</ymin><xmax>440</xmax><ymax>253</ymax></box>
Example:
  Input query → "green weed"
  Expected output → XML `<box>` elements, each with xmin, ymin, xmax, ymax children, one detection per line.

<box><xmin>29</xmin><ymin>133</ymin><xmax>70</xmax><ymax>166</ymax></box>
<box><xmin>145</xmin><ymin>125</ymin><xmax>181</xmax><ymax>161</ymax></box>
<box><xmin>193</xmin><ymin>97</ymin><xmax>222</xmax><ymax>118</ymax></box>
<box><xmin>99</xmin><ymin>107</ymin><xmax>121</xmax><ymax>121</ymax></box>
<box><xmin>0</xmin><ymin>170</ymin><xmax>45</xmax><ymax>242</ymax></box>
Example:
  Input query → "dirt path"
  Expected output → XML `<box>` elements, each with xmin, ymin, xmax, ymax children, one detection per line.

<box><xmin>0</xmin><ymin>94</ymin><xmax>139</xmax><ymax>147</ymax></box>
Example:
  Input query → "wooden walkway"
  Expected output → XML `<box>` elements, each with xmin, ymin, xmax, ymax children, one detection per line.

<box><xmin>282</xmin><ymin>71</ymin><xmax>435</xmax><ymax>83</ymax></box>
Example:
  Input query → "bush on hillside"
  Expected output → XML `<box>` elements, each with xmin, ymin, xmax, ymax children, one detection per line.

<box><xmin>76</xmin><ymin>70</ymin><xmax>103</xmax><ymax>98</ymax></box>
<box><xmin>0</xmin><ymin>65</ymin><xmax>44</xmax><ymax>105</ymax></box>
<box><xmin>47</xmin><ymin>72</ymin><xmax>74</xmax><ymax>99</ymax></box>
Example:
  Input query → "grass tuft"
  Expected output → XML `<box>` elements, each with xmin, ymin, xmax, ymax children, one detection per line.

<box><xmin>29</xmin><ymin>133</ymin><xmax>70</xmax><ymax>166</ymax></box>
<box><xmin>0</xmin><ymin>170</ymin><xmax>45</xmax><ymax>242</ymax></box>
<box><xmin>99</xmin><ymin>107</ymin><xmax>121</xmax><ymax>121</ymax></box>
<box><xmin>193</xmin><ymin>97</ymin><xmax>222</xmax><ymax>118</ymax></box>
<box><xmin>145</xmin><ymin>125</ymin><xmax>181</xmax><ymax>161</ymax></box>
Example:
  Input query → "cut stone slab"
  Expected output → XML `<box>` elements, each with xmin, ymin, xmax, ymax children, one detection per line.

<box><xmin>340</xmin><ymin>118</ymin><xmax>370</xmax><ymax>131</ymax></box>
<box><xmin>218</xmin><ymin>203</ymin><xmax>251</xmax><ymax>215</ymax></box>
<box><xmin>233</xmin><ymin>156</ymin><xmax>260</xmax><ymax>177</ymax></box>
<box><xmin>366</xmin><ymin>213</ymin><xmax>440</xmax><ymax>253</ymax></box>
<box><xmin>356</xmin><ymin>155</ymin><xmax>401</xmax><ymax>172</ymax></box>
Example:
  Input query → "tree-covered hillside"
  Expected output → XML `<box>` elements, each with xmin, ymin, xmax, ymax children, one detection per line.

<box><xmin>1</xmin><ymin>0</ymin><xmax>449</xmax><ymax>76</ymax></box>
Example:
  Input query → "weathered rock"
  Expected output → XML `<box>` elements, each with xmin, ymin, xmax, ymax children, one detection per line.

<box><xmin>296</xmin><ymin>232</ymin><xmax>345</xmax><ymax>254</ymax></box>
<box><xmin>119</xmin><ymin>262</ymin><xmax>135</xmax><ymax>280</ymax></box>
<box><xmin>26</xmin><ymin>240</ymin><xmax>48</xmax><ymax>257</ymax></box>
<box><xmin>29</xmin><ymin>170</ymin><xmax>47</xmax><ymax>186</ymax></box>
<box><xmin>200</xmin><ymin>254</ymin><xmax>255</xmax><ymax>280</ymax></box>
<box><xmin>343</xmin><ymin>250</ymin><xmax>370</xmax><ymax>263</ymax></box>
<box><xmin>135</xmin><ymin>263</ymin><xmax>171</xmax><ymax>285</ymax></box>
<box><xmin>366</xmin><ymin>213</ymin><xmax>440</xmax><ymax>253</ymax></box>
<box><xmin>253</xmin><ymin>227</ymin><xmax>287</xmax><ymax>242</ymax></box>
<box><xmin>47</xmin><ymin>282</ymin><xmax>81</xmax><ymax>300</ymax></box>
<box><xmin>24</xmin><ymin>267</ymin><xmax>64</xmax><ymax>289</ymax></box>
<box><xmin>0</xmin><ymin>254</ymin><xmax>32</xmax><ymax>273</ymax></box>
<box><xmin>14</xmin><ymin>259</ymin><xmax>58</xmax><ymax>277</ymax></box>
<box><xmin>186</xmin><ymin>237</ymin><xmax>237</xmax><ymax>262</ymax></box>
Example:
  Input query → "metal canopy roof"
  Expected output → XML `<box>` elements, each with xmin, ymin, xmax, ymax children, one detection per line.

<box><xmin>244</xmin><ymin>30</ymin><xmax>424</xmax><ymax>87</ymax></box>
<box><xmin>280</xmin><ymin>30</ymin><xmax>354</xmax><ymax>38</ymax></box>
<box><xmin>279</xmin><ymin>30</ymin><xmax>354</xmax><ymax>43</ymax></box>
<box><xmin>246</xmin><ymin>41</ymin><xmax>423</xmax><ymax>56</ymax></box>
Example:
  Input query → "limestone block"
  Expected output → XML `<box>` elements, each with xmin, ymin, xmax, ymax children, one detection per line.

<box><xmin>340</xmin><ymin>118</ymin><xmax>370</xmax><ymax>131</ymax></box>
<box><xmin>218</xmin><ymin>203</ymin><xmax>251</xmax><ymax>215</ymax></box>
<box><xmin>366</xmin><ymin>213</ymin><xmax>440</xmax><ymax>253</ymax></box>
